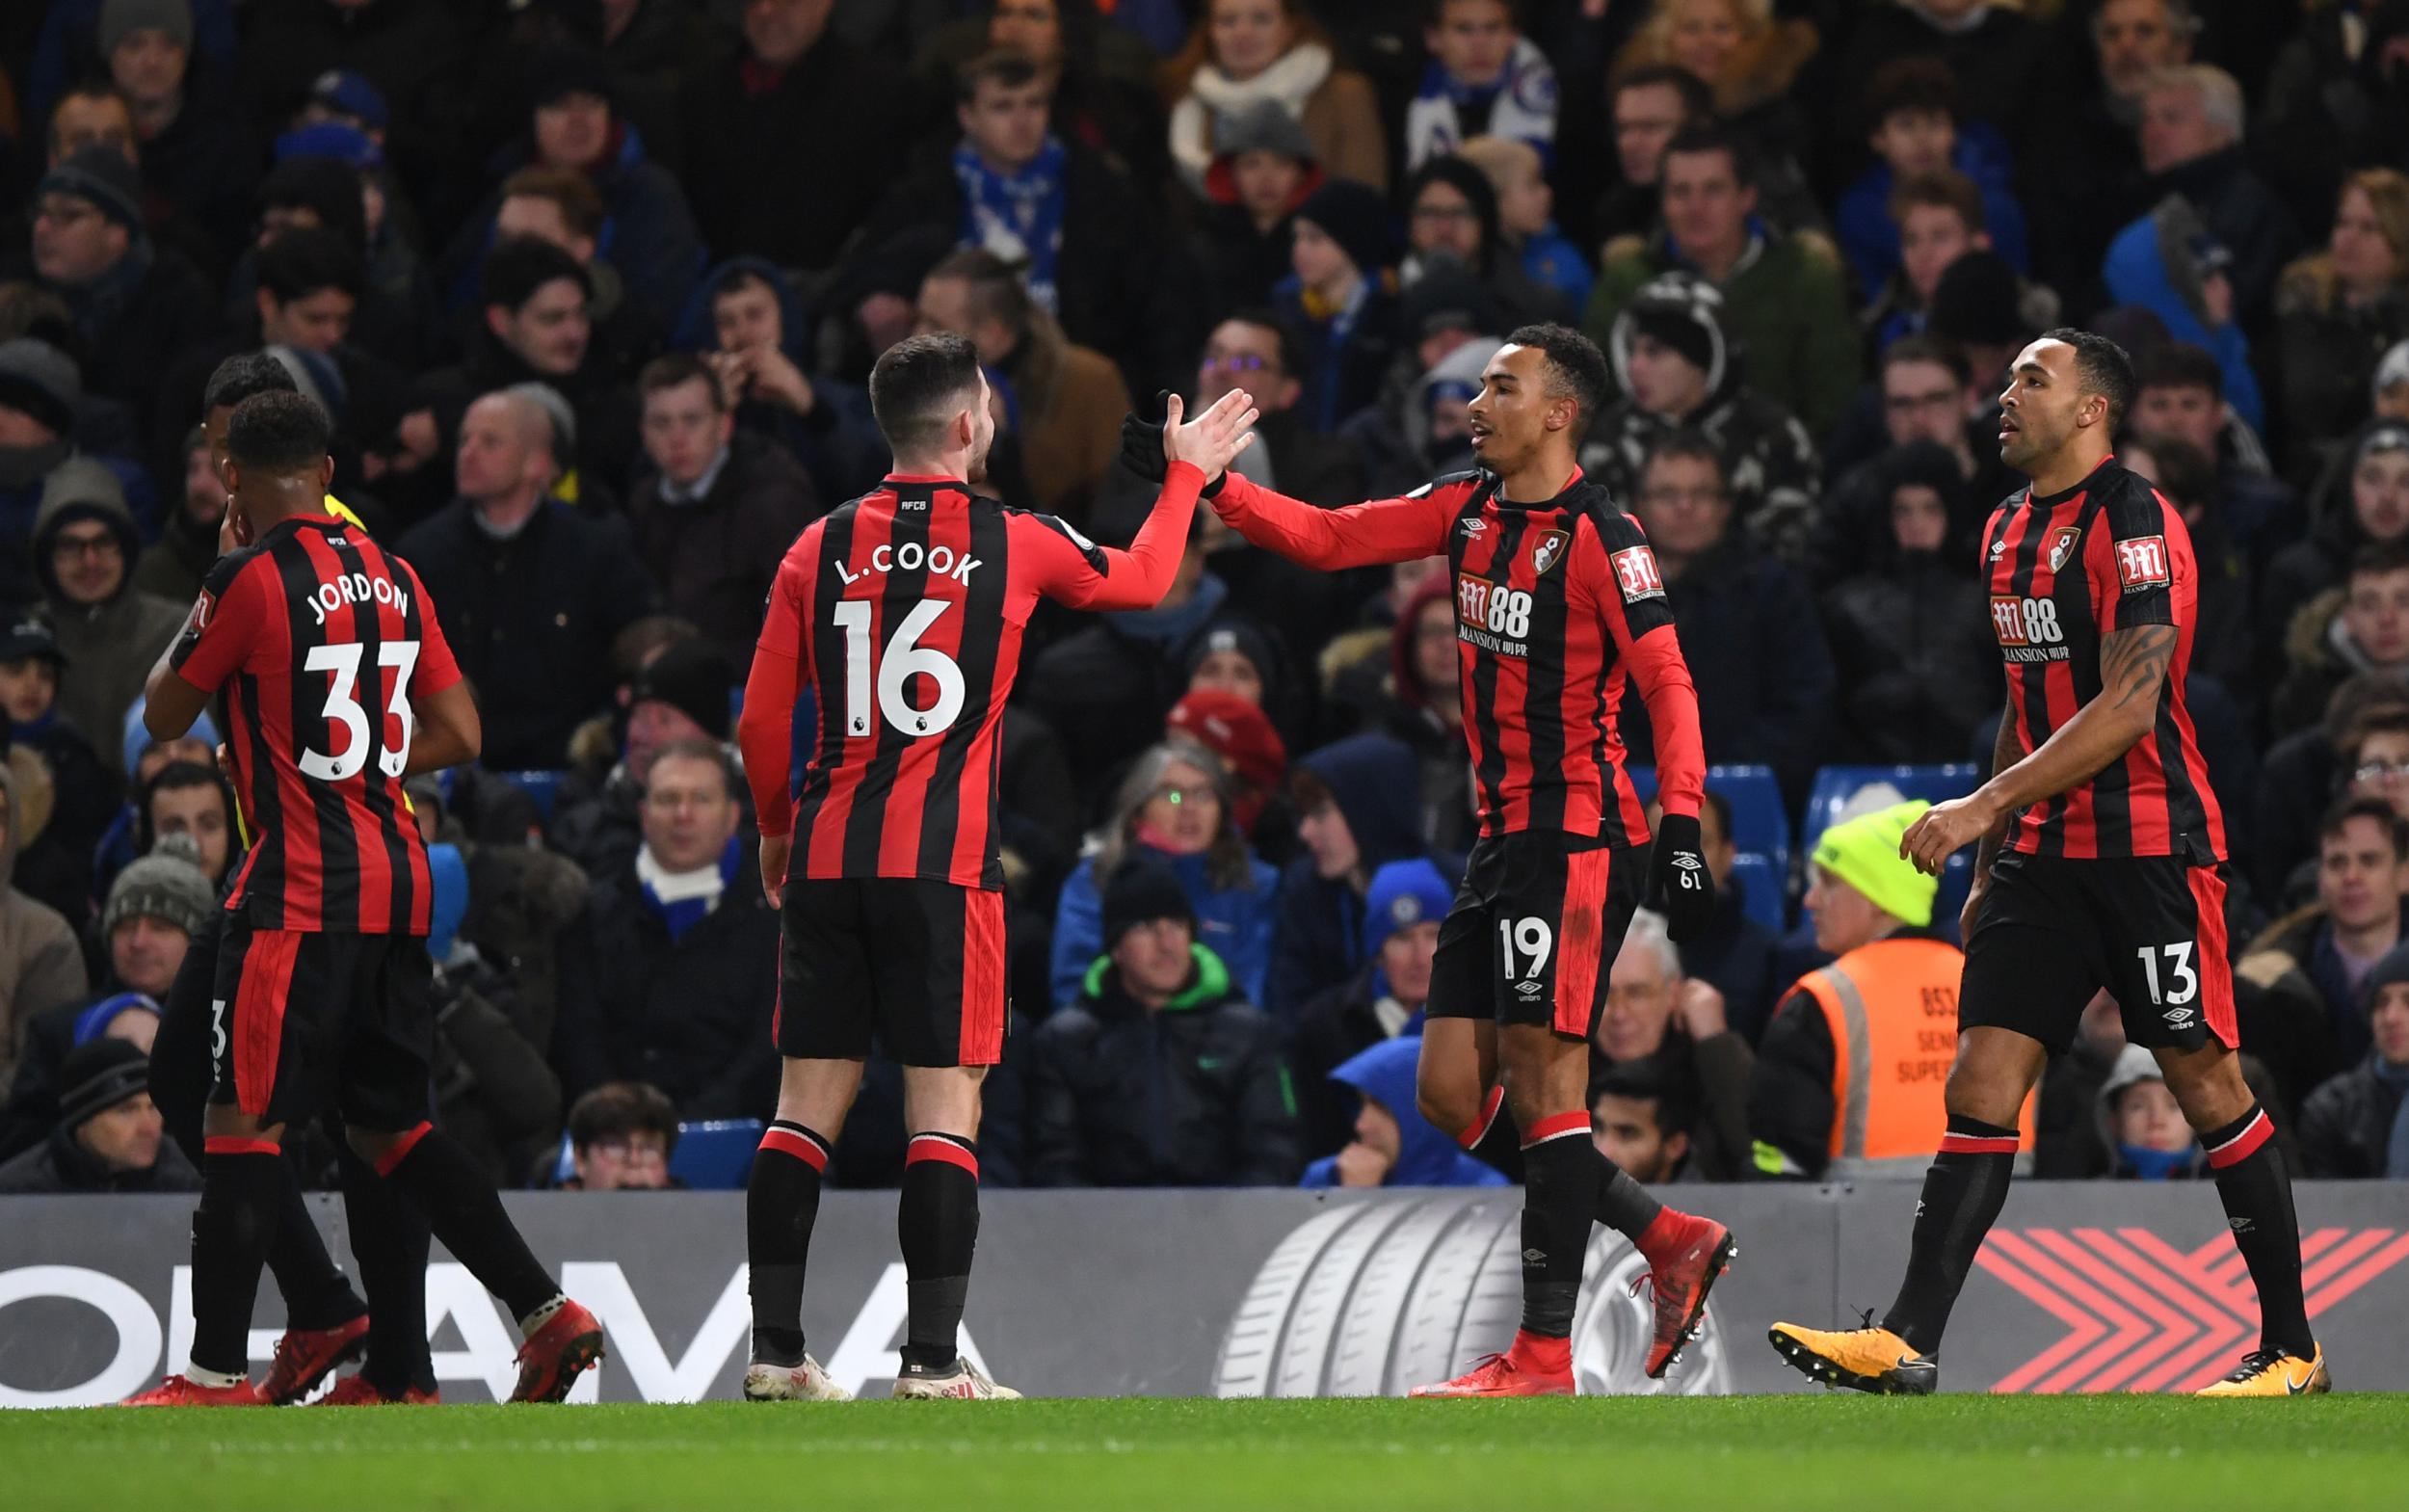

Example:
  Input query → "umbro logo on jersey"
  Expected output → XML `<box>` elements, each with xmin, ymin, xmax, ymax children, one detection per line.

<box><xmin>1990</xmin><ymin>539</ymin><xmax>2007</xmax><ymax>561</ymax></box>
<box><xmin>1460</xmin><ymin>517</ymin><xmax>1488</xmax><ymax>536</ymax></box>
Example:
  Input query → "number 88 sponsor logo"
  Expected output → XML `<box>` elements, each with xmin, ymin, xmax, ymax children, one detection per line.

<box><xmin>1990</xmin><ymin>595</ymin><xmax>2062</xmax><ymax>648</ymax></box>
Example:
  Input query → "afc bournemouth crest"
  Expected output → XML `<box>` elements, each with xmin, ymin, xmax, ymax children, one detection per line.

<box><xmin>2047</xmin><ymin>526</ymin><xmax>2082</xmax><ymax>574</ymax></box>
<box><xmin>1531</xmin><ymin>528</ymin><xmax>1570</xmax><ymax>576</ymax></box>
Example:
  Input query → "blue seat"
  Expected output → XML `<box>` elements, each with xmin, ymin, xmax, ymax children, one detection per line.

<box><xmin>547</xmin><ymin>1118</ymin><xmax>765</xmax><ymax>1190</ymax></box>
<box><xmin>1627</xmin><ymin>764</ymin><xmax>1791</xmax><ymax>871</ymax></box>
<box><xmin>1935</xmin><ymin>851</ymin><xmax>1975</xmax><ymax>943</ymax></box>
<box><xmin>1800</xmin><ymin>764</ymin><xmax>1981</xmax><ymax>854</ymax></box>
<box><xmin>1727</xmin><ymin>852</ymin><xmax>1786</xmax><ymax>932</ymax></box>
<box><xmin>495</xmin><ymin>769</ymin><xmax>567</xmax><ymax>821</ymax></box>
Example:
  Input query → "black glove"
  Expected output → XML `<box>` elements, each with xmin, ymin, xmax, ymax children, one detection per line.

<box><xmin>1117</xmin><ymin>391</ymin><xmax>1226</xmax><ymax>497</ymax></box>
<box><xmin>1647</xmin><ymin>811</ymin><xmax>1714</xmax><ymax>943</ymax></box>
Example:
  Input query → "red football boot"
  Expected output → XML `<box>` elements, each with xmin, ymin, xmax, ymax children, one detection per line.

<box><xmin>314</xmin><ymin>1374</ymin><xmax>440</xmax><ymax>1406</ymax></box>
<box><xmin>122</xmin><ymin>1374</ymin><xmax>265</xmax><ymax>1407</ymax></box>
<box><xmin>1633</xmin><ymin>1210</ymin><xmax>1737</xmax><ymax>1379</ymax></box>
<box><xmin>259</xmin><ymin>1314</ymin><xmax>371</xmax><ymax>1405</ymax></box>
<box><xmin>509</xmin><ymin>1299</ymin><xmax>605</xmax><ymax>1403</ymax></box>
<box><xmin>1409</xmin><ymin>1331</ymin><xmax>1576</xmax><ymax>1397</ymax></box>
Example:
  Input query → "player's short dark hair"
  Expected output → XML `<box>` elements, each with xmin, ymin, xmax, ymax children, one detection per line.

<box><xmin>869</xmin><ymin>331</ymin><xmax>984</xmax><ymax>455</ymax></box>
<box><xmin>710</xmin><ymin>266</ymin><xmax>779</xmax><ymax>309</ymax></box>
<box><xmin>2320</xmin><ymin>793</ymin><xmax>2409</xmax><ymax>862</ymax></box>
<box><xmin>643</xmin><ymin>735</ymin><xmax>740</xmax><ymax>802</ymax></box>
<box><xmin>135</xmin><ymin>760</ymin><xmax>235</xmax><ymax>855</ymax></box>
<box><xmin>201</xmin><ymin>351</ymin><xmax>298</xmax><ymax>418</ymax></box>
<box><xmin>1608</xmin><ymin>63</ymin><xmax>1712</xmax><ymax>123</ymax></box>
<box><xmin>638</xmin><ymin>352</ymin><xmax>727</xmax><ymax>411</ymax></box>
<box><xmin>1642</xmin><ymin>428</ymin><xmax>1728</xmax><ymax>488</ymax></box>
<box><xmin>957</xmin><ymin>48</ymin><xmax>1042</xmax><ymax>103</ymax></box>
<box><xmin>2344</xmin><ymin>700</ymin><xmax>2409</xmax><ymax>760</ymax></box>
<box><xmin>1588</xmin><ymin>1058</ymin><xmax>1697</xmax><ymax>1138</ymax></box>
<box><xmin>482</xmin><ymin>234</ymin><xmax>590</xmax><ymax>314</ymax></box>
<box><xmin>499</xmin><ymin>166</ymin><xmax>607</xmax><ymax>244</ymax></box>
<box><xmin>225</xmin><ymin>390</ymin><xmax>331</xmax><ymax>474</ymax></box>
<box><xmin>48</xmin><ymin>80</ymin><xmax>134</xmax><ymax>144</ymax></box>
<box><xmin>256</xmin><ymin>225</ymin><xmax>363</xmax><ymax>305</ymax></box>
<box><xmin>1506</xmin><ymin>322</ymin><xmax>1609</xmax><ymax>436</ymax></box>
<box><xmin>1220</xmin><ymin>306</ymin><xmax>1302</xmax><ymax>379</ymax></box>
<box><xmin>2350</xmin><ymin>540</ymin><xmax>2409</xmax><ymax>585</ymax></box>
<box><xmin>2041</xmin><ymin>327</ymin><xmax>2137</xmax><ymax>433</ymax></box>
<box><xmin>1424</xmin><ymin>0</ymin><xmax>1522</xmax><ymax>25</ymax></box>
<box><xmin>1882</xmin><ymin>333</ymin><xmax>1971</xmax><ymax>387</ymax></box>
<box><xmin>928</xmin><ymin>247</ymin><xmax>1030</xmax><ymax>332</ymax></box>
<box><xmin>567</xmin><ymin>1081</ymin><xmax>679</xmax><ymax>1157</ymax></box>
<box><xmin>1889</xmin><ymin>170</ymin><xmax>1985</xmax><ymax>234</ymax></box>
<box><xmin>1864</xmin><ymin>56</ymin><xmax>1958</xmax><ymax>134</ymax></box>
<box><xmin>2133</xmin><ymin>340</ymin><xmax>2222</xmax><ymax>400</ymax></box>
<box><xmin>1659</xmin><ymin>121</ymin><xmax>1755</xmax><ymax>189</ymax></box>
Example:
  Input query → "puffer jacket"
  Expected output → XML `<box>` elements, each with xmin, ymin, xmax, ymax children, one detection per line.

<box><xmin>0</xmin><ymin>1123</ymin><xmax>199</xmax><ymax>1194</ymax></box>
<box><xmin>1027</xmin><ymin>944</ymin><xmax>1301</xmax><ymax>1187</ymax></box>
<box><xmin>1300</xmin><ymin>1035</ymin><xmax>1505</xmax><ymax>1189</ymax></box>
<box><xmin>1263</xmin><ymin>733</ymin><xmax>1429</xmax><ymax>1020</ymax></box>
<box><xmin>31</xmin><ymin>461</ymin><xmax>188</xmax><ymax>752</ymax></box>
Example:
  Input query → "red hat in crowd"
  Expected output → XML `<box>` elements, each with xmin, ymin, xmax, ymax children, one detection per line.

<box><xmin>1390</xmin><ymin>575</ymin><xmax>1458</xmax><ymax>713</ymax></box>
<box><xmin>1167</xmin><ymin>689</ymin><xmax>1287</xmax><ymax>798</ymax></box>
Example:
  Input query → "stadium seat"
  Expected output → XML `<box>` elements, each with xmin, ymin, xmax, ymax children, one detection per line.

<box><xmin>545</xmin><ymin>1119</ymin><xmax>765</xmax><ymax>1190</ymax></box>
<box><xmin>1727</xmin><ymin>852</ymin><xmax>1787</xmax><ymax>932</ymax></box>
<box><xmin>1627</xmin><ymin>764</ymin><xmax>1791</xmax><ymax>870</ymax></box>
<box><xmin>1800</xmin><ymin>764</ymin><xmax>1980</xmax><ymax>853</ymax></box>
<box><xmin>1935</xmin><ymin>851</ymin><xmax>1975</xmax><ymax>943</ymax></box>
<box><xmin>495</xmin><ymin>769</ymin><xmax>568</xmax><ymax>821</ymax></box>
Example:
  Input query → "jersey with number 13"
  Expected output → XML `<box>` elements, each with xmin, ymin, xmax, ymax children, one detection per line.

<box><xmin>754</xmin><ymin>475</ymin><xmax>1183</xmax><ymax>890</ymax></box>
<box><xmin>171</xmin><ymin>514</ymin><xmax>458</xmax><ymax>933</ymax></box>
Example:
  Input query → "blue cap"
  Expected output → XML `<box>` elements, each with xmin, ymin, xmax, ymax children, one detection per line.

<box><xmin>308</xmin><ymin>68</ymin><xmax>388</xmax><ymax>131</ymax></box>
<box><xmin>275</xmin><ymin>121</ymin><xmax>383</xmax><ymax>169</ymax></box>
<box><xmin>121</xmin><ymin>698</ymin><xmax>220</xmax><ymax>782</ymax></box>
<box><xmin>1361</xmin><ymin>858</ymin><xmax>1451</xmax><ymax>963</ymax></box>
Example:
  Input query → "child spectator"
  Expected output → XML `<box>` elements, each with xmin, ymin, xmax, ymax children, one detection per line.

<box><xmin>1457</xmin><ymin>134</ymin><xmax>1591</xmax><ymax>313</ymax></box>
<box><xmin>1403</xmin><ymin>0</ymin><xmax>1557</xmax><ymax>172</ymax></box>
<box><xmin>1834</xmin><ymin>58</ymin><xmax>2026</xmax><ymax>302</ymax></box>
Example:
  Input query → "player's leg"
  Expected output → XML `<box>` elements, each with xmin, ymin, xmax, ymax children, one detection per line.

<box><xmin>883</xmin><ymin>882</ymin><xmax>1017</xmax><ymax>1400</ymax></box>
<box><xmin>326</xmin><ymin>1125</ymin><xmax>437</xmax><ymax>1403</ymax></box>
<box><xmin>2126</xmin><ymin>863</ymin><xmax>2323</xmax><ymax>1394</ymax></box>
<box><xmin>747</xmin><ymin>880</ymin><xmax>874</xmax><ymax>1400</ymax></box>
<box><xmin>1415</xmin><ymin>859</ymin><xmax>1516</xmax><ymax>1172</ymax></box>
<box><xmin>338</xmin><ymin>939</ymin><xmax>600</xmax><ymax>1403</ymax></box>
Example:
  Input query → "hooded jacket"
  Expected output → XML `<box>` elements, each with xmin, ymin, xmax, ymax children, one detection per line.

<box><xmin>2100</xmin><ymin>198</ymin><xmax>2266</xmax><ymax>434</ymax></box>
<box><xmin>2272</xmin><ymin>582</ymin><xmax>2399</xmax><ymax>738</ymax></box>
<box><xmin>2096</xmin><ymin>1044</ymin><xmax>2207</xmax><ymax>1180</ymax></box>
<box><xmin>1587</xmin><ymin>274</ymin><xmax>1819</xmax><ymax>555</ymax></box>
<box><xmin>1027</xmin><ymin>944</ymin><xmax>1302</xmax><ymax>1187</ymax></box>
<box><xmin>0</xmin><ymin>762</ymin><xmax>93</xmax><ymax>1085</ymax></box>
<box><xmin>1264</xmin><ymin>734</ymin><xmax>1428</xmax><ymax>1020</ymax></box>
<box><xmin>32</xmin><ymin>462</ymin><xmax>189</xmax><ymax>754</ymax></box>
<box><xmin>1300</xmin><ymin>1036</ymin><xmax>1506</xmax><ymax>1189</ymax></box>
<box><xmin>2261</xmin><ymin>418</ymin><xmax>2409</xmax><ymax>658</ymax></box>
<box><xmin>670</xmin><ymin>257</ymin><xmax>886</xmax><ymax>504</ymax></box>
<box><xmin>1048</xmin><ymin>842</ymin><xmax>1280</xmax><ymax>1013</ymax></box>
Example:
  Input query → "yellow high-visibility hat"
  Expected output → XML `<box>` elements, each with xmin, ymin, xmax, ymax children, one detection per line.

<box><xmin>1811</xmin><ymin>800</ymin><xmax>1938</xmax><ymax>927</ymax></box>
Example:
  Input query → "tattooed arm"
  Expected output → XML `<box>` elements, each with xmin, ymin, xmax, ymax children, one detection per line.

<box><xmin>1902</xmin><ymin>625</ymin><xmax>2177</xmax><ymax>875</ymax></box>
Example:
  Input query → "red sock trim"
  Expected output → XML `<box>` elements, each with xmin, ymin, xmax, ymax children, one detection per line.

<box><xmin>1456</xmin><ymin>1084</ymin><xmax>1504</xmax><ymax>1152</ymax></box>
<box><xmin>907</xmin><ymin>1133</ymin><xmax>979</xmax><ymax>1179</ymax></box>
<box><xmin>760</xmin><ymin>1125</ymin><xmax>831</xmax><ymax>1173</ymax></box>
<box><xmin>1635</xmin><ymin>1207</ymin><xmax>1682</xmax><ymax>1260</ymax></box>
<box><xmin>1939</xmin><ymin>1132</ymin><xmax>2022</xmax><ymax>1155</ymax></box>
<box><xmin>371</xmin><ymin>1121</ymin><xmax>435</xmax><ymax>1179</ymax></box>
<box><xmin>1510</xmin><ymin>1328</ymin><xmax>1572</xmax><ymax>1373</ymax></box>
<box><xmin>202</xmin><ymin>1136</ymin><xmax>280</xmax><ymax>1156</ymax></box>
<box><xmin>1521</xmin><ymin>1110</ymin><xmax>1589</xmax><ymax>1149</ymax></box>
<box><xmin>2206</xmin><ymin>1108</ymin><xmax>2273</xmax><ymax>1170</ymax></box>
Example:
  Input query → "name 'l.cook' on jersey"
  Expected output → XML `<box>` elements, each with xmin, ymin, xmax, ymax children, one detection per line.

<box><xmin>1982</xmin><ymin>457</ymin><xmax>2227</xmax><ymax>862</ymax></box>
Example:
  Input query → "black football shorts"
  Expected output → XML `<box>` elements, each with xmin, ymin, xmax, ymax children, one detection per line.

<box><xmin>1427</xmin><ymin>833</ymin><xmax>1645</xmax><ymax>1036</ymax></box>
<box><xmin>777</xmin><ymin>878</ymin><xmax>1007</xmax><ymax>1067</ymax></box>
<box><xmin>208</xmin><ymin>917</ymin><xmax>437</xmax><ymax>1130</ymax></box>
<box><xmin>1958</xmin><ymin>850</ymin><xmax>2237</xmax><ymax>1054</ymax></box>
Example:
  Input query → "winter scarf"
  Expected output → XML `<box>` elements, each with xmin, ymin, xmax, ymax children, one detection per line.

<box><xmin>2117</xmin><ymin>1141</ymin><xmax>2199</xmax><ymax>1180</ymax></box>
<box><xmin>1402</xmin><ymin>38</ymin><xmax>1558</xmax><ymax>167</ymax></box>
<box><xmin>1171</xmin><ymin>43</ymin><xmax>1334</xmax><ymax>186</ymax></box>
<box><xmin>955</xmin><ymin>137</ymin><xmax>1070</xmax><ymax>316</ymax></box>
<box><xmin>635</xmin><ymin>834</ymin><xmax>742</xmax><ymax>943</ymax></box>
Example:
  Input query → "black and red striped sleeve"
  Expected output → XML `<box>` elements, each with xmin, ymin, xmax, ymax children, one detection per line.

<box><xmin>1582</xmin><ymin>510</ymin><xmax>1704</xmax><ymax>819</ymax></box>
<box><xmin>169</xmin><ymin>550</ymin><xmax>270</xmax><ymax>695</ymax></box>
<box><xmin>2089</xmin><ymin>471</ymin><xmax>2179</xmax><ymax>631</ymax></box>
<box><xmin>1208</xmin><ymin>471</ymin><xmax>1464</xmax><ymax>570</ymax></box>
<box><xmin>740</xmin><ymin>527</ymin><xmax>820</xmax><ymax>841</ymax></box>
<box><xmin>1017</xmin><ymin>462</ymin><xmax>1206</xmax><ymax>610</ymax></box>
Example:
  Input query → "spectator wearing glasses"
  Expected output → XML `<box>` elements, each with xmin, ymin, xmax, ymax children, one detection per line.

<box><xmin>2238</xmin><ymin>798</ymin><xmax>2409</xmax><ymax>1110</ymax></box>
<box><xmin>557</xmin><ymin>1082</ymin><xmax>679</xmax><ymax>1191</ymax></box>
<box><xmin>2253</xmin><ymin>692</ymin><xmax>2409</xmax><ymax>906</ymax></box>
<box><xmin>29</xmin><ymin>457</ymin><xmax>184</xmax><ymax>759</ymax></box>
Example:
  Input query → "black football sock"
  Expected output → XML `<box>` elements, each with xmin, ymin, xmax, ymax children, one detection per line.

<box><xmin>1453</xmin><ymin>1085</ymin><xmax>1524</xmax><ymax>1181</ymax></box>
<box><xmin>747</xmin><ymin>1121</ymin><xmax>830</xmax><ymax>1367</ymax></box>
<box><xmin>337</xmin><ymin>1142</ymin><xmax>435</xmax><ymax>1395</ymax></box>
<box><xmin>1516</xmin><ymin>1113</ymin><xmax>1598</xmax><ymax>1349</ymax></box>
<box><xmin>264</xmin><ymin>1154</ymin><xmax>367</xmax><ymax>1333</ymax></box>
<box><xmin>1598</xmin><ymin>1162</ymin><xmax>1665</xmax><ymax>1239</ymax></box>
<box><xmin>2204</xmin><ymin>1104</ymin><xmax>2315</xmax><ymax>1358</ymax></box>
<box><xmin>1882</xmin><ymin>1115</ymin><xmax>2020</xmax><ymax>1357</ymax></box>
<box><xmin>898</xmin><ymin>1133</ymin><xmax>980</xmax><ymax>1373</ymax></box>
<box><xmin>373</xmin><ymin>1123</ymin><xmax>558</xmax><ymax>1321</ymax></box>
<box><xmin>189</xmin><ymin>1142</ymin><xmax>287</xmax><ymax>1379</ymax></box>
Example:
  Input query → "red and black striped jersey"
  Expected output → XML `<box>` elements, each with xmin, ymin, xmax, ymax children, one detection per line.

<box><xmin>169</xmin><ymin>515</ymin><xmax>460</xmax><ymax>933</ymax></box>
<box><xmin>1210</xmin><ymin>467</ymin><xmax>1707</xmax><ymax>842</ymax></box>
<box><xmin>1982</xmin><ymin>458</ymin><xmax>2227</xmax><ymax>862</ymax></box>
<box><xmin>741</xmin><ymin>465</ymin><xmax>1208</xmax><ymax>890</ymax></box>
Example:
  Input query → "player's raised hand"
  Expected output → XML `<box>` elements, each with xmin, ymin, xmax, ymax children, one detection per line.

<box><xmin>1162</xmin><ymin>389</ymin><xmax>1259</xmax><ymax>480</ymax></box>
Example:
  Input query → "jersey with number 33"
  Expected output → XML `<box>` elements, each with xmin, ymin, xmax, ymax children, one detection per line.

<box><xmin>1981</xmin><ymin>457</ymin><xmax>2226</xmax><ymax>862</ymax></box>
<box><xmin>171</xmin><ymin>514</ymin><xmax>459</xmax><ymax>933</ymax></box>
<box><xmin>754</xmin><ymin>475</ymin><xmax>1187</xmax><ymax>889</ymax></box>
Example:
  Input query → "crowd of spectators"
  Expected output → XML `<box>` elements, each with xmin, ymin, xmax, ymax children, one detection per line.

<box><xmin>0</xmin><ymin>0</ymin><xmax>2406</xmax><ymax>1195</ymax></box>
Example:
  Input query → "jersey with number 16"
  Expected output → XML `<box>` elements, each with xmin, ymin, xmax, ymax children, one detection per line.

<box><xmin>170</xmin><ymin>514</ymin><xmax>459</xmax><ymax>934</ymax></box>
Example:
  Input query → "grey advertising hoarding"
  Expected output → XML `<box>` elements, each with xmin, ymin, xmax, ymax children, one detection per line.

<box><xmin>3</xmin><ymin>1183</ymin><xmax>2405</xmax><ymax>1405</ymax></box>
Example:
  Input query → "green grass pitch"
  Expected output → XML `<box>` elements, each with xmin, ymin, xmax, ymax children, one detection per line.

<box><xmin>6</xmin><ymin>1395</ymin><xmax>2404</xmax><ymax>1512</ymax></box>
